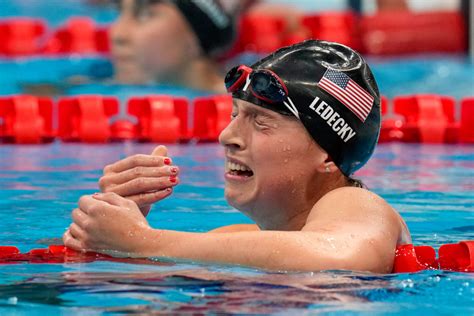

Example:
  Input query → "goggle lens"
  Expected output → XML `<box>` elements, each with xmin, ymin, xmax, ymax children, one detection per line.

<box><xmin>250</xmin><ymin>70</ymin><xmax>288</xmax><ymax>103</ymax></box>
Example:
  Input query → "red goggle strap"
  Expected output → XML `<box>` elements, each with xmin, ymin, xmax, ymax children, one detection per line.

<box><xmin>227</xmin><ymin>65</ymin><xmax>252</xmax><ymax>93</ymax></box>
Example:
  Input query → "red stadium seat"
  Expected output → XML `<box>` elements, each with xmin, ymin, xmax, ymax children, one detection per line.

<box><xmin>302</xmin><ymin>11</ymin><xmax>361</xmax><ymax>51</ymax></box>
<box><xmin>57</xmin><ymin>96</ymin><xmax>119</xmax><ymax>143</ymax></box>
<box><xmin>193</xmin><ymin>95</ymin><xmax>232</xmax><ymax>142</ymax></box>
<box><xmin>0</xmin><ymin>95</ymin><xmax>54</xmax><ymax>144</ymax></box>
<box><xmin>0</xmin><ymin>18</ymin><xmax>46</xmax><ymax>56</ymax></box>
<box><xmin>238</xmin><ymin>14</ymin><xmax>286</xmax><ymax>53</ymax></box>
<box><xmin>128</xmin><ymin>96</ymin><xmax>189</xmax><ymax>143</ymax></box>
<box><xmin>360</xmin><ymin>11</ymin><xmax>466</xmax><ymax>55</ymax></box>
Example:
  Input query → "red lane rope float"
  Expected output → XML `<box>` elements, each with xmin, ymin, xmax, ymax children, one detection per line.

<box><xmin>193</xmin><ymin>94</ymin><xmax>233</xmax><ymax>142</ymax></box>
<box><xmin>42</xmin><ymin>17</ymin><xmax>109</xmax><ymax>55</ymax></box>
<box><xmin>0</xmin><ymin>245</ymin><xmax>160</xmax><ymax>265</ymax></box>
<box><xmin>57</xmin><ymin>96</ymin><xmax>119</xmax><ymax>143</ymax></box>
<box><xmin>439</xmin><ymin>241</ymin><xmax>474</xmax><ymax>272</ymax></box>
<box><xmin>1</xmin><ymin>243</ymin><xmax>472</xmax><ymax>272</ymax></box>
<box><xmin>128</xmin><ymin>95</ymin><xmax>189</xmax><ymax>143</ymax></box>
<box><xmin>0</xmin><ymin>95</ymin><xmax>55</xmax><ymax>144</ymax></box>
<box><xmin>0</xmin><ymin>18</ymin><xmax>46</xmax><ymax>57</ymax></box>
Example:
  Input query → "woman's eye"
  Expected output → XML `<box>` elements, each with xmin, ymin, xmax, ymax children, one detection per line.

<box><xmin>137</xmin><ymin>9</ymin><xmax>152</xmax><ymax>21</ymax></box>
<box><xmin>254</xmin><ymin>118</ymin><xmax>268</xmax><ymax>129</ymax></box>
<box><xmin>230</xmin><ymin>112</ymin><xmax>238</xmax><ymax>120</ymax></box>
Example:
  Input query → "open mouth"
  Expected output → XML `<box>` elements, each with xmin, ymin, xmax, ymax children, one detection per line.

<box><xmin>226</xmin><ymin>161</ymin><xmax>254</xmax><ymax>177</ymax></box>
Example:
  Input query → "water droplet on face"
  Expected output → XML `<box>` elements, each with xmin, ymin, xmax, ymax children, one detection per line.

<box><xmin>284</xmin><ymin>159</ymin><xmax>288</xmax><ymax>163</ymax></box>
<box><xmin>128</xmin><ymin>232</ymin><xmax>134</xmax><ymax>237</ymax></box>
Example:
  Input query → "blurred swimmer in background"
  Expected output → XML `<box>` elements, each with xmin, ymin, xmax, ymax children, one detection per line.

<box><xmin>110</xmin><ymin>0</ymin><xmax>236</xmax><ymax>92</ymax></box>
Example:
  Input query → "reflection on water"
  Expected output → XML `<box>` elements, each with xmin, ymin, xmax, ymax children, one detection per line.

<box><xmin>0</xmin><ymin>267</ymin><xmax>472</xmax><ymax>314</ymax></box>
<box><xmin>0</xmin><ymin>268</ymin><xmax>401</xmax><ymax>313</ymax></box>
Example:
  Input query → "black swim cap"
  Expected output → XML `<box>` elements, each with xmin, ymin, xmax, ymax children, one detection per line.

<box><xmin>231</xmin><ymin>40</ymin><xmax>381</xmax><ymax>176</ymax></box>
<box><xmin>171</xmin><ymin>0</ymin><xmax>235</xmax><ymax>56</ymax></box>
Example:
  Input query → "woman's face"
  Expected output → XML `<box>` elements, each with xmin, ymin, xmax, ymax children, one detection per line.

<box><xmin>110</xmin><ymin>0</ymin><xmax>200</xmax><ymax>84</ymax></box>
<box><xmin>219</xmin><ymin>99</ymin><xmax>328</xmax><ymax>226</ymax></box>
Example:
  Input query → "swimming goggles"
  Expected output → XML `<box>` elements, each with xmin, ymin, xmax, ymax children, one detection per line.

<box><xmin>224</xmin><ymin>65</ymin><xmax>300</xmax><ymax>119</ymax></box>
<box><xmin>225</xmin><ymin>65</ymin><xmax>289</xmax><ymax>103</ymax></box>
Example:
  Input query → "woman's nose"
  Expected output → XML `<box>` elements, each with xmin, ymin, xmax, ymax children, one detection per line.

<box><xmin>110</xmin><ymin>15</ymin><xmax>133</xmax><ymax>47</ymax></box>
<box><xmin>219</xmin><ymin>118</ymin><xmax>246</xmax><ymax>151</ymax></box>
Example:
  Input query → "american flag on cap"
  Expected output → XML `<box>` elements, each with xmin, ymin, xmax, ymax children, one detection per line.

<box><xmin>318</xmin><ymin>69</ymin><xmax>374</xmax><ymax>122</ymax></box>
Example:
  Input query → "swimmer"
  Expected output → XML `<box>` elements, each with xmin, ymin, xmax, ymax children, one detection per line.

<box><xmin>64</xmin><ymin>40</ymin><xmax>412</xmax><ymax>273</ymax></box>
<box><xmin>110</xmin><ymin>0</ymin><xmax>235</xmax><ymax>92</ymax></box>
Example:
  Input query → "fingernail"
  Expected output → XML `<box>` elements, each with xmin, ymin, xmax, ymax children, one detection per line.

<box><xmin>93</xmin><ymin>192</ymin><xmax>100</xmax><ymax>196</ymax></box>
<box><xmin>166</xmin><ymin>187</ymin><xmax>172</xmax><ymax>192</ymax></box>
<box><xmin>164</xmin><ymin>158</ymin><xmax>171</xmax><ymax>165</ymax></box>
<box><xmin>169</xmin><ymin>176</ymin><xmax>177</xmax><ymax>183</ymax></box>
<box><xmin>171</xmin><ymin>167</ymin><xmax>178</xmax><ymax>174</ymax></box>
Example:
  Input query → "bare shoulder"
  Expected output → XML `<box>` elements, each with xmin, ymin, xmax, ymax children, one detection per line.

<box><xmin>308</xmin><ymin>186</ymin><xmax>395</xmax><ymax>220</ymax></box>
<box><xmin>304</xmin><ymin>186</ymin><xmax>410</xmax><ymax>243</ymax></box>
<box><xmin>302</xmin><ymin>187</ymin><xmax>410</xmax><ymax>272</ymax></box>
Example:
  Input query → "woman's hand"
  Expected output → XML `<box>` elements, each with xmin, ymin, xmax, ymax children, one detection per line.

<box><xmin>63</xmin><ymin>192</ymin><xmax>153</xmax><ymax>256</ymax></box>
<box><xmin>98</xmin><ymin>145</ymin><xmax>179</xmax><ymax>216</ymax></box>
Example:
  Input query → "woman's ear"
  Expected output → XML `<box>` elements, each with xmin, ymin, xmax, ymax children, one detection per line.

<box><xmin>185</xmin><ymin>30</ymin><xmax>203</xmax><ymax>59</ymax></box>
<box><xmin>316</xmin><ymin>156</ymin><xmax>338</xmax><ymax>174</ymax></box>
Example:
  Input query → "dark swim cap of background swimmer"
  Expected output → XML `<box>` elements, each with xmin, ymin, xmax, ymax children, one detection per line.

<box><xmin>232</xmin><ymin>40</ymin><xmax>381</xmax><ymax>176</ymax></box>
<box><xmin>171</xmin><ymin>0</ymin><xmax>235</xmax><ymax>56</ymax></box>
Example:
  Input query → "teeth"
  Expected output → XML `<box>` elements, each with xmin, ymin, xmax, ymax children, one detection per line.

<box><xmin>227</xmin><ymin>161</ymin><xmax>251</xmax><ymax>172</ymax></box>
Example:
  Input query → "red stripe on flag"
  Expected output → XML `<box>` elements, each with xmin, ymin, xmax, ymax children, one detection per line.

<box><xmin>346</xmin><ymin>85</ymin><xmax>372</xmax><ymax>113</ymax></box>
<box><xmin>347</xmin><ymin>82</ymin><xmax>373</xmax><ymax>110</ymax></box>
<box><xmin>348</xmin><ymin>81</ymin><xmax>373</xmax><ymax>103</ymax></box>
<box><xmin>319</xmin><ymin>79</ymin><xmax>367</xmax><ymax>121</ymax></box>
<box><xmin>319</xmin><ymin>78</ymin><xmax>370</xmax><ymax>121</ymax></box>
<box><xmin>319</xmin><ymin>80</ymin><xmax>367</xmax><ymax>120</ymax></box>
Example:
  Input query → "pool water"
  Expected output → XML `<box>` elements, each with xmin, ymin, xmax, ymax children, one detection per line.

<box><xmin>1</xmin><ymin>0</ymin><xmax>473</xmax><ymax>313</ymax></box>
<box><xmin>0</xmin><ymin>142</ymin><xmax>473</xmax><ymax>314</ymax></box>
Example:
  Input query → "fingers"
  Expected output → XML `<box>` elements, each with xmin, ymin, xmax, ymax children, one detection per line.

<box><xmin>127</xmin><ymin>188</ymin><xmax>173</xmax><ymax>207</ymax></box>
<box><xmin>92</xmin><ymin>192</ymin><xmax>134</xmax><ymax>208</ymax></box>
<box><xmin>151</xmin><ymin>145</ymin><xmax>168</xmax><ymax>156</ymax></box>
<box><xmin>63</xmin><ymin>229</ymin><xmax>84</xmax><ymax>251</ymax></box>
<box><xmin>78</xmin><ymin>194</ymin><xmax>121</xmax><ymax>214</ymax></box>
<box><xmin>72</xmin><ymin>208</ymin><xmax>88</xmax><ymax>228</ymax></box>
<box><xmin>99</xmin><ymin>166</ymin><xmax>179</xmax><ymax>191</ymax></box>
<box><xmin>103</xmin><ymin>154</ymin><xmax>172</xmax><ymax>174</ymax></box>
<box><xmin>105</xmin><ymin>176</ymin><xmax>179</xmax><ymax>197</ymax></box>
<box><xmin>69</xmin><ymin>223</ymin><xmax>86</xmax><ymax>240</ymax></box>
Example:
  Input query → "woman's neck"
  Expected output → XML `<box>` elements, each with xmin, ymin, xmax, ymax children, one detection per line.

<box><xmin>166</xmin><ymin>57</ymin><xmax>226</xmax><ymax>93</ymax></box>
<box><xmin>255</xmin><ymin>172</ymin><xmax>349</xmax><ymax>231</ymax></box>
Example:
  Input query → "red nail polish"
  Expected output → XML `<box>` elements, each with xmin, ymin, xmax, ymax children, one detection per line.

<box><xmin>164</xmin><ymin>158</ymin><xmax>171</xmax><ymax>165</ymax></box>
<box><xmin>171</xmin><ymin>167</ymin><xmax>178</xmax><ymax>174</ymax></box>
<box><xmin>169</xmin><ymin>176</ymin><xmax>177</xmax><ymax>183</ymax></box>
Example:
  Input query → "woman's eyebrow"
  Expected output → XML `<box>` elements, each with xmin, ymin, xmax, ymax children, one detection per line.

<box><xmin>245</xmin><ymin>107</ymin><xmax>277</xmax><ymax>119</ymax></box>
